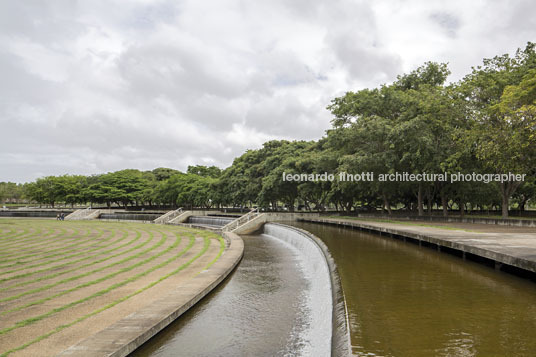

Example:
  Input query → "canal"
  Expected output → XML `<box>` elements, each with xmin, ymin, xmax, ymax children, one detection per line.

<box><xmin>293</xmin><ymin>221</ymin><xmax>536</xmax><ymax>356</ymax></box>
<box><xmin>132</xmin><ymin>232</ymin><xmax>314</xmax><ymax>356</ymax></box>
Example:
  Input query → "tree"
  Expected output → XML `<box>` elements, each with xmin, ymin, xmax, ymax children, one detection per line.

<box><xmin>187</xmin><ymin>165</ymin><xmax>222</xmax><ymax>178</ymax></box>
<box><xmin>462</xmin><ymin>43</ymin><xmax>536</xmax><ymax>217</ymax></box>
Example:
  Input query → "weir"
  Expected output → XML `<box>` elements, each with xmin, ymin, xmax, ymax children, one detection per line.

<box><xmin>132</xmin><ymin>219</ymin><xmax>351</xmax><ymax>357</ymax></box>
<box><xmin>263</xmin><ymin>223</ymin><xmax>351</xmax><ymax>356</ymax></box>
<box><xmin>187</xmin><ymin>215</ymin><xmax>235</xmax><ymax>227</ymax></box>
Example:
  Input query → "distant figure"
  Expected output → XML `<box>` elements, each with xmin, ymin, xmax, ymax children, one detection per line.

<box><xmin>56</xmin><ymin>213</ymin><xmax>61</xmax><ymax>221</ymax></box>
<box><xmin>60</xmin><ymin>213</ymin><xmax>65</xmax><ymax>221</ymax></box>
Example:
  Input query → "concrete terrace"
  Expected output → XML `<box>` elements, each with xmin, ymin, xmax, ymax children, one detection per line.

<box><xmin>0</xmin><ymin>219</ymin><xmax>243</xmax><ymax>357</ymax></box>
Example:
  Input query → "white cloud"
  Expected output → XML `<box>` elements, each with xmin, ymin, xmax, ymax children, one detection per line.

<box><xmin>1</xmin><ymin>0</ymin><xmax>535</xmax><ymax>182</ymax></box>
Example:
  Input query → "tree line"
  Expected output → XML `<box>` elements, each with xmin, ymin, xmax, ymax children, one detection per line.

<box><xmin>2</xmin><ymin>44</ymin><xmax>535</xmax><ymax>218</ymax></box>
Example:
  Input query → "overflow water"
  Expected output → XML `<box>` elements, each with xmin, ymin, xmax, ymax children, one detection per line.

<box><xmin>187</xmin><ymin>216</ymin><xmax>234</xmax><ymax>227</ymax></box>
<box><xmin>132</xmin><ymin>230</ymin><xmax>319</xmax><ymax>356</ymax></box>
<box><xmin>98</xmin><ymin>212</ymin><xmax>161</xmax><ymax>221</ymax></box>
<box><xmin>292</xmin><ymin>221</ymin><xmax>536</xmax><ymax>356</ymax></box>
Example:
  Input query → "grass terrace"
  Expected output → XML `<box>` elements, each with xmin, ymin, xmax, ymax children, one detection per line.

<box><xmin>0</xmin><ymin>219</ymin><xmax>225</xmax><ymax>356</ymax></box>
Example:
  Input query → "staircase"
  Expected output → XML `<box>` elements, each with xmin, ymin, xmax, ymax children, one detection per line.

<box><xmin>65</xmin><ymin>208</ymin><xmax>101</xmax><ymax>220</ymax></box>
<box><xmin>222</xmin><ymin>208</ymin><xmax>263</xmax><ymax>233</ymax></box>
<box><xmin>153</xmin><ymin>208</ymin><xmax>183</xmax><ymax>224</ymax></box>
<box><xmin>168</xmin><ymin>210</ymin><xmax>193</xmax><ymax>224</ymax></box>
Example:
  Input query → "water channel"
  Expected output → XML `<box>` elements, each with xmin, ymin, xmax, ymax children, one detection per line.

<box><xmin>293</xmin><ymin>221</ymin><xmax>536</xmax><ymax>356</ymax></box>
<box><xmin>133</xmin><ymin>219</ymin><xmax>536</xmax><ymax>356</ymax></box>
<box><xmin>132</xmin><ymin>231</ymin><xmax>315</xmax><ymax>356</ymax></box>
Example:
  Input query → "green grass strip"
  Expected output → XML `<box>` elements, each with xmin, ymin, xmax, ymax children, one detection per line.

<box><xmin>0</xmin><ymin>223</ymin><xmax>71</xmax><ymax>250</ymax></box>
<box><xmin>1</xmin><ymin>224</ymin><xmax>109</xmax><ymax>259</ymax></box>
<box><xmin>0</xmin><ymin>228</ymin><xmax>177</xmax><ymax>319</ymax></box>
<box><xmin>0</xmin><ymin>225</ymin><xmax>93</xmax><ymax>258</ymax></box>
<box><xmin>201</xmin><ymin>235</ymin><xmax>226</xmax><ymax>271</ymax></box>
<box><xmin>0</xmin><ymin>229</ymin><xmax>141</xmax><ymax>291</ymax></box>
<box><xmin>0</xmin><ymin>227</ymin><xmax>99</xmax><ymax>267</ymax></box>
<box><xmin>0</xmin><ymin>228</ymin><xmax>106</xmax><ymax>273</ymax></box>
<box><xmin>0</xmin><ymin>223</ymin><xmax>37</xmax><ymax>243</ymax></box>
<box><xmin>0</xmin><ymin>231</ymin><xmax>195</xmax><ymax>336</ymax></box>
<box><xmin>0</xmin><ymin>233</ymin><xmax>214</xmax><ymax>357</ymax></box>
<box><xmin>0</xmin><ymin>226</ymin><xmax>54</xmax><ymax>251</ymax></box>
<box><xmin>0</xmin><ymin>229</ymin><xmax>127</xmax><ymax>284</ymax></box>
<box><xmin>0</xmin><ymin>226</ymin><xmax>77</xmax><ymax>260</ymax></box>
<box><xmin>0</xmin><ymin>227</ymin><xmax>28</xmax><ymax>243</ymax></box>
<box><xmin>0</xmin><ymin>226</ymin><xmax>117</xmax><ymax>267</ymax></box>
<box><xmin>0</xmin><ymin>228</ymin><xmax>164</xmax><ymax>303</ymax></box>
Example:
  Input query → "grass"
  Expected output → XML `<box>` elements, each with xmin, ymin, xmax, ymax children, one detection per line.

<box><xmin>0</xmin><ymin>218</ymin><xmax>226</xmax><ymax>356</ymax></box>
<box><xmin>0</xmin><ymin>230</ymin><xmax>131</xmax><ymax>284</ymax></box>
<box><xmin>0</xmin><ymin>229</ymin><xmax>139</xmax><ymax>291</ymax></box>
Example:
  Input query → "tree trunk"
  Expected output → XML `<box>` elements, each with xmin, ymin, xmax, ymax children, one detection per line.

<box><xmin>441</xmin><ymin>190</ymin><xmax>448</xmax><ymax>217</ymax></box>
<box><xmin>417</xmin><ymin>183</ymin><xmax>424</xmax><ymax>216</ymax></box>
<box><xmin>501</xmin><ymin>187</ymin><xmax>509</xmax><ymax>219</ymax></box>
<box><xmin>426</xmin><ymin>185</ymin><xmax>433</xmax><ymax>215</ymax></box>
<box><xmin>520</xmin><ymin>198</ymin><xmax>527</xmax><ymax>212</ymax></box>
<box><xmin>383</xmin><ymin>194</ymin><xmax>392</xmax><ymax>216</ymax></box>
<box><xmin>459</xmin><ymin>202</ymin><xmax>465</xmax><ymax>218</ymax></box>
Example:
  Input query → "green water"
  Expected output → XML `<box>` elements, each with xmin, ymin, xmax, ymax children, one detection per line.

<box><xmin>293</xmin><ymin>222</ymin><xmax>536</xmax><ymax>357</ymax></box>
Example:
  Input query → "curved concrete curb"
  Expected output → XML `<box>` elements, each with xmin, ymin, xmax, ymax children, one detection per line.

<box><xmin>59</xmin><ymin>231</ymin><xmax>244</xmax><ymax>357</ymax></box>
<box><xmin>266</xmin><ymin>223</ymin><xmax>352</xmax><ymax>357</ymax></box>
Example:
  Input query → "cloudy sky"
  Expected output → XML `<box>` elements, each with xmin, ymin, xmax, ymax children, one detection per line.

<box><xmin>1</xmin><ymin>0</ymin><xmax>535</xmax><ymax>182</ymax></box>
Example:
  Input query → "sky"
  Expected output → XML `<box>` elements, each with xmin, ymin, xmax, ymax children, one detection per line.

<box><xmin>1</xmin><ymin>0</ymin><xmax>535</xmax><ymax>183</ymax></box>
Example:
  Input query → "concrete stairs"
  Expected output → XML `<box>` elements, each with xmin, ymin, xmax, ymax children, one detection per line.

<box><xmin>65</xmin><ymin>208</ymin><xmax>101</xmax><ymax>220</ymax></box>
<box><xmin>222</xmin><ymin>209</ymin><xmax>266</xmax><ymax>234</ymax></box>
<box><xmin>168</xmin><ymin>211</ymin><xmax>194</xmax><ymax>224</ymax></box>
<box><xmin>153</xmin><ymin>208</ymin><xmax>184</xmax><ymax>224</ymax></box>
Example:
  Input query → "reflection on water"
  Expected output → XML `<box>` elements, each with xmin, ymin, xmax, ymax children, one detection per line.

<box><xmin>132</xmin><ymin>233</ymin><xmax>311</xmax><ymax>356</ymax></box>
<box><xmin>292</xmin><ymin>222</ymin><xmax>536</xmax><ymax>357</ymax></box>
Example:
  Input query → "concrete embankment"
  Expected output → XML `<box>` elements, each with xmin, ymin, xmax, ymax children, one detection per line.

<box><xmin>263</xmin><ymin>223</ymin><xmax>351</xmax><ymax>357</ymax></box>
<box><xmin>60</xmin><ymin>231</ymin><xmax>244</xmax><ymax>356</ymax></box>
<box><xmin>300</xmin><ymin>217</ymin><xmax>536</xmax><ymax>277</ymax></box>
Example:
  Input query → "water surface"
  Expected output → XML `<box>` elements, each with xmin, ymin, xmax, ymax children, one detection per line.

<box><xmin>132</xmin><ymin>233</ymin><xmax>312</xmax><ymax>356</ymax></box>
<box><xmin>292</xmin><ymin>222</ymin><xmax>536</xmax><ymax>356</ymax></box>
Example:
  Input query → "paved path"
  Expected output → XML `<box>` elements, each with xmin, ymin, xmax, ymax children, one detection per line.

<box><xmin>299</xmin><ymin>217</ymin><xmax>536</xmax><ymax>274</ymax></box>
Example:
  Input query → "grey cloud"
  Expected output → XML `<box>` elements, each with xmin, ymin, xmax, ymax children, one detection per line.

<box><xmin>1</xmin><ymin>0</ymin><xmax>536</xmax><ymax>182</ymax></box>
<box><xmin>430</xmin><ymin>12</ymin><xmax>460</xmax><ymax>38</ymax></box>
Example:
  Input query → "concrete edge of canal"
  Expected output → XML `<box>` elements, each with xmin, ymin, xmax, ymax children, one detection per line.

<box><xmin>58</xmin><ymin>231</ymin><xmax>244</xmax><ymax>357</ymax></box>
<box><xmin>299</xmin><ymin>217</ymin><xmax>536</xmax><ymax>279</ymax></box>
